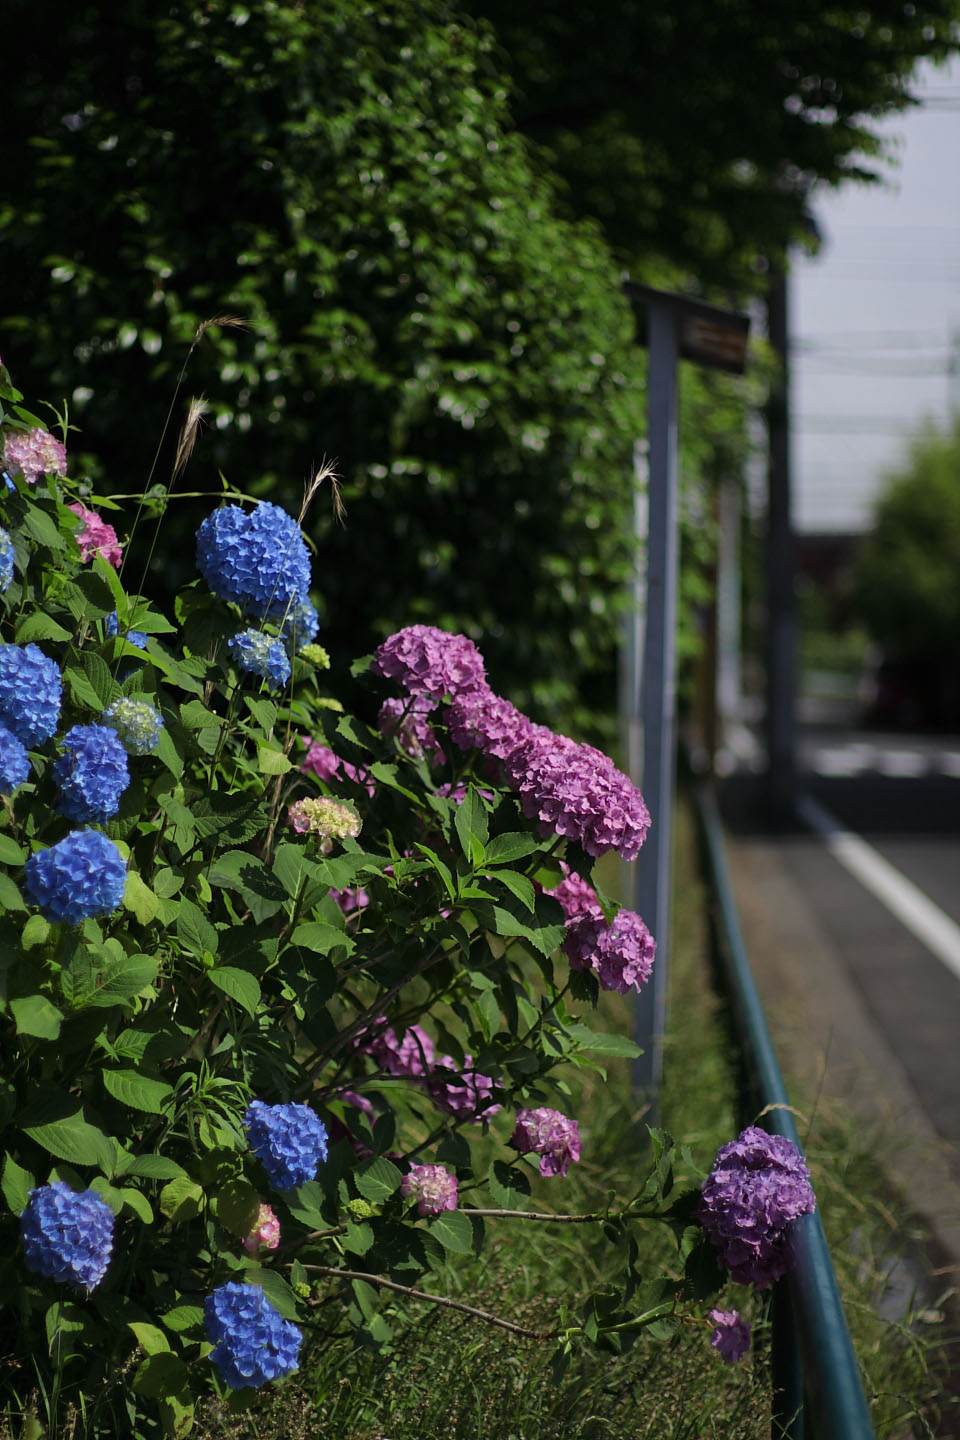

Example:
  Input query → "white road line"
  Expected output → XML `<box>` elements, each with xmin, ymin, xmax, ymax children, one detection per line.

<box><xmin>878</xmin><ymin>749</ymin><xmax>927</xmax><ymax>778</ymax></box>
<box><xmin>796</xmin><ymin>792</ymin><xmax>960</xmax><ymax>985</ymax></box>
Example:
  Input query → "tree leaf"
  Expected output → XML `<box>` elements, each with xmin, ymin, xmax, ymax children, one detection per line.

<box><xmin>103</xmin><ymin>1069</ymin><xmax>174</xmax><ymax>1114</ymax></box>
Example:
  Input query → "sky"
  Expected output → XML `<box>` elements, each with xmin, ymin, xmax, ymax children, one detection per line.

<box><xmin>792</xmin><ymin>53</ymin><xmax>960</xmax><ymax>534</ymax></box>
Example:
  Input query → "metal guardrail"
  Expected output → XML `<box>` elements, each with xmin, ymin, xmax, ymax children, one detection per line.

<box><xmin>692</xmin><ymin>780</ymin><xmax>876</xmax><ymax>1440</ymax></box>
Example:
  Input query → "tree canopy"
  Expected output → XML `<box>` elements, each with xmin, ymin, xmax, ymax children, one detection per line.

<box><xmin>0</xmin><ymin>0</ymin><xmax>646</xmax><ymax>727</ymax></box>
<box><xmin>472</xmin><ymin>0</ymin><xmax>960</xmax><ymax>286</ymax></box>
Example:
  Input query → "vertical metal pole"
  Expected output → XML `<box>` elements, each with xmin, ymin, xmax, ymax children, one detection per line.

<box><xmin>633</xmin><ymin>300</ymin><xmax>680</xmax><ymax>1107</ymax></box>
<box><xmin>765</xmin><ymin>266</ymin><xmax>797</xmax><ymax>821</ymax></box>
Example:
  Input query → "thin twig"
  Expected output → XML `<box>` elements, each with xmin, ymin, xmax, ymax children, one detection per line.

<box><xmin>302</xmin><ymin>1265</ymin><xmax>553</xmax><ymax>1340</ymax></box>
<box><xmin>461</xmin><ymin>1207</ymin><xmax>611</xmax><ymax>1224</ymax></box>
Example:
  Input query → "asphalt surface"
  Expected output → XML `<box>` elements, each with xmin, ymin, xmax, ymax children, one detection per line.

<box><xmin>717</xmin><ymin>726</ymin><xmax>960</xmax><ymax>1274</ymax></box>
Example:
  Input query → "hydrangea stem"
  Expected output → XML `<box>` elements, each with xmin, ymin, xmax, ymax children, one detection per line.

<box><xmin>303</xmin><ymin>1266</ymin><xmax>554</xmax><ymax>1340</ymax></box>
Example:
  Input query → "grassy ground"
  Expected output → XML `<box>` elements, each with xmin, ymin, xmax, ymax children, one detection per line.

<box><xmin>190</xmin><ymin>795</ymin><xmax>952</xmax><ymax>1440</ymax></box>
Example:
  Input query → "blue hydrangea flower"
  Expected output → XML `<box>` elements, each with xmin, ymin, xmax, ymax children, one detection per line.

<box><xmin>0</xmin><ymin>526</ymin><xmax>14</xmax><ymax>592</ymax></box>
<box><xmin>204</xmin><ymin>1282</ymin><xmax>302</xmax><ymax>1389</ymax></box>
<box><xmin>243</xmin><ymin>1100</ymin><xmax>328</xmax><ymax>1191</ymax></box>
<box><xmin>53</xmin><ymin>724</ymin><xmax>130</xmax><ymax>823</ymax></box>
<box><xmin>24</xmin><ymin>829</ymin><xmax>128</xmax><ymax>923</ymax></box>
<box><xmin>20</xmin><ymin>1183</ymin><xmax>115</xmax><ymax>1291</ymax></box>
<box><xmin>2</xmin><ymin>471</ymin><xmax>14</xmax><ymax>495</ymax></box>
<box><xmin>101</xmin><ymin>698</ymin><xmax>164</xmax><ymax>756</ymax></box>
<box><xmin>0</xmin><ymin>723</ymin><xmax>30</xmax><ymax>794</ymax></box>
<box><xmin>196</xmin><ymin>502</ymin><xmax>311</xmax><ymax>621</ymax></box>
<box><xmin>105</xmin><ymin>612</ymin><xmax>147</xmax><ymax>649</ymax></box>
<box><xmin>228</xmin><ymin>630</ymin><xmax>291</xmax><ymax>691</ymax></box>
<box><xmin>0</xmin><ymin>643</ymin><xmax>62</xmax><ymax>747</ymax></box>
<box><xmin>280</xmin><ymin>598</ymin><xmax>319</xmax><ymax>653</ymax></box>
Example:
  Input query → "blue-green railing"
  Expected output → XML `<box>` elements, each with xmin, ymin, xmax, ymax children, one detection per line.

<box><xmin>692</xmin><ymin>780</ymin><xmax>876</xmax><ymax>1440</ymax></box>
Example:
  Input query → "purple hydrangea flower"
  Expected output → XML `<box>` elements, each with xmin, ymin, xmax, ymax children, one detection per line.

<box><xmin>378</xmin><ymin>697</ymin><xmax>445</xmax><ymax>766</ymax></box>
<box><xmin>503</xmin><ymin>731</ymin><xmax>651</xmax><ymax>861</ymax></box>
<box><xmin>446</xmin><ymin>684</ymin><xmax>536</xmax><ymax>766</ymax></box>
<box><xmin>228</xmin><ymin>629</ymin><xmax>291</xmax><ymax>690</ymax></box>
<box><xmin>2</xmin><ymin>426</ymin><xmax>67</xmax><ymax>484</ymax></box>
<box><xmin>428</xmin><ymin>1056</ymin><xmax>501</xmax><ymax>1121</ymax></box>
<box><xmin>510</xmin><ymin>1106</ymin><xmax>582</xmax><ymax>1177</ymax></box>
<box><xmin>564</xmin><ymin>908</ymin><xmax>656</xmax><ymax>996</ymax></box>
<box><xmin>24</xmin><ymin>829</ymin><xmax>127</xmax><ymax>923</ymax></box>
<box><xmin>545</xmin><ymin>861</ymin><xmax>605</xmax><ymax>925</ymax></box>
<box><xmin>708</xmin><ymin>1309</ymin><xmax>752</xmax><ymax>1364</ymax></box>
<box><xmin>243</xmin><ymin>1100</ymin><xmax>328</xmax><ymax>1191</ymax></box>
<box><xmin>401</xmin><ymin>1164</ymin><xmax>459</xmax><ymax>1217</ymax></box>
<box><xmin>53</xmin><ymin>724</ymin><xmax>130</xmax><ymax>823</ymax></box>
<box><xmin>0</xmin><ymin>722</ymin><xmax>30</xmax><ymax>794</ymax></box>
<box><xmin>358</xmin><ymin>1022</ymin><xmax>435</xmax><ymax>1079</ymax></box>
<box><xmin>372</xmin><ymin>625</ymin><xmax>485</xmax><ymax>703</ymax></box>
<box><xmin>331</xmin><ymin>884</ymin><xmax>370</xmax><ymax>915</ymax></box>
<box><xmin>0</xmin><ymin>526</ymin><xmax>14</xmax><ymax>593</ymax></box>
<box><xmin>0</xmin><ymin>643</ymin><xmax>62</xmax><ymax>747</ymax></box>
<box><xmin>101</xmin><ymin>698</ymin><xmax>164</xmax><ymax>756</ymax></box>
<box><xmin>20</xmin><ymin>1183</ymin><xmax>114</xmax><ymax>1291</ymax></box>
<box><xmin>204</xmin><ymin>1282</ymin><xmax>302</xmax><ymax>1389</ymax></box>
<box><xmin>301</xmin><ymin>738</ymin><xmax>374</xmax><ymax>794</ymax></box>
<box><xmin>105</xmin><ymin>612</ymin><xmax>148</xmax><ymax>649</ymax></box>
<box><xmin>196</xmin><ymin>501</ymin><xmax>311</xmax><ymax>621</ymax></box>
<box><xmin>698</xmin><ymin>1126</ymin><xmax>817</xmax><ymax>1290</ymax></box>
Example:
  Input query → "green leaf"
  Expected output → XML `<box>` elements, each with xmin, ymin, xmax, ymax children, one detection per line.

<box><xmin>24</xmin><ymin>1113</ymin><xmax>114</xmax><ymax>1169</ymax></box>
<box><xmin>257</xmin><ymin>743</ymin><xmax>292</xmax><ymax>775</ymax></box>
<box><xmin>214</xmin><ymin>1177</ymin><xmax>261</xmax><ymax>1237</ymax></box>
<box><xmin>413</xmin><ymin>843</ymin><xmax>455</xmax><ymax>903</ymax></box>
<box><xmin>243</xmin><ymin>1264</ymin><xmax>300</xmax><ymax>1320</ymax></box>
<box><xmin>161</xmin><ymin>1305</ymin><xmax>204</xmax><ymax>1334</ymax></box>
<box><xmin>133</xmin><ymin>1352</ymin><xmax>190</xmax><ymax>1400</ymax></box>
<box><xmin>159</xmin><ymin>1177</ymin><xmax>204</xmax><ymax>1223</ymax></box>
<box><xmin>487</xmin><ymin>1159</ymin><xmax>531</xmax><ymax>1211</ymax></box>
<box><xmin>62</xmin><ymin>664</ymin><xmax>107</xmax><ymax>713</ymax></box>
<box><xmin>128</xmin><ymin>1321</ymin><xmax>171</xmax><ymax>1356</ymax></box>
<box><xmin>492</xmin><ymin>869</ymin><xmax>536</xmax><ymax>913</ymax></box>
<box><xmin>103</xmin><ymin>1069</ymin><xmax>174</xmax><ymax>1114</ymax></box>
<box><xmin>2</xmin><ymin>1154</ymin><xmax>34</xmax><ymax>1215</ymax></box>
<box><xmin>11</xmin><ymin>994</ymin><xmax>64</xmax><ymax>1040</ymax></box>
<box><xmin>20</xmin><ymin>914</ymin><xmax>50</xmax><ymax>950</ymax></box>
<box><xmin>82</xmin><ymin>952</ymin><xmax>159</xmax><ymax>1007</ymax></box>
<box><xmin>176</xmin><ymin>898</ymin><xmax>218</xmax><ymax>957</ymax></box>
<box><xmin>208</xmin><ymin>966</ymin><xmax>261</xmax><ymax>1017</ymax></box>
<box><xmin>354</xmin><ymin>1155</ymin><xmax>402</xmax><ymax>1203</ymax></box>
<box><xmin>77</xmin><ymin>648</ymin><xmax>121</xmax><ymax>706</ymax></box>
<box><xmin>14</xmin><ymin>612</ymin><xmax>73</xmax><ymax>645</ymax></box>
<box><xmin>0</xmin><ymin>872</ymin><xmax>27</xmax><ymax>912</ymax></box>
<box><xmin>123</xmin><ymin>1155</ymin><xmax>189</xmax><ymax>1181</ymax></box>
<box><xmin>454</xmin><ymin>785</ymin><xmax>489</xmax><ymax>866</ymax></box>
<box><xmin>290</xmin><ymin>920</ymin><xmax>355</xmax><ymax>958</ymax></box>
<box><xmin>73</xmin><ymin>570</ymin><xmax>117</xmax><ymax>619</ymax></box>
<box><xmin>117</xmin><ymin>1187</ymin><xmax>154</xmax><ymax>1224</ymax></box>
<box><xmin>427</xmin><ymin>1208</ymin><xmax>473</xmax><ymax>1253</ymax></box>
<box><xmin>564</xmin><ymin>1023</ymin><xmax>643</xmax><ymax>1059</ymax></box>
<box><xmin>483</xmin><ymin>832</ymin><xmax>539</xmax><ymax>865</ymax></box>
<box><xmin>123</xmin><ymin>871</ymin><xmax>160</xmax><ymax>926</ymax></box>
<box><xmin>0</xmin><ymin>835</ymin><xmax>27</xmax><ymax>865</ymax></box>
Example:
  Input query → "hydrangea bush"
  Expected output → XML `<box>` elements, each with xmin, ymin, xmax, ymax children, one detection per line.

<box><xmin>0</xmin><ymin>362</ymin><xmax>815</xmax><ymax>1435</ymax></box>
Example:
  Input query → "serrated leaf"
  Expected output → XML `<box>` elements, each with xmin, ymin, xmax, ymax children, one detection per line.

<box><xmin>24</xmin><ymin>1113</ymin><xmax>114</xmax><ymax>1169</ymax></box>
<box><xmin>118</xmin><ymin>1187</ymin><xmax>154</xmax><ymax>1224</ymax></box>
<box><xmin>123</xmin><ymin>871</ymin><xmax>160</xmax><ymax>925</ymax></box>
<box><xmin>491</xmin><ymin>869</ymin><xmax>536</xmax><ymax>912</ymax></box>
<box><xmin>208</xmin><ymin>966</ymin><xmax>260</xmax><ymax>1017</ymax></box>
<box><xmin>243</xmin><ymin>1264</ymin><xmax>300</xmax><ymax>1320</ymax></box>
<box><xmin>0</xmin><ymin>872</ymin><xmax>26</xmax><ymax>912</ymax></box>
<box><xmin>133</xmin><ymin>1352</ymin><xmax>190</xmax><ymax>1400</ymax></box>
<box><xmin>14</xmin><ymin>612</ymin><xmax>72</xmax><ymax>645</ymax></box>
<box><xmin>0</xmin><ymin>835</ymin><xmax>27</xmax><ymax>865</ymax></box>
<box><xmin>128</xmin><ymin>1321</ymin><xmax>170</xmax><ymax>1356</ymax></box>
<box><xmin>11</xmin><ymin>994</ymin><xmax>63</xmax><ymax>1040</ymax></box>
<box><xmin>487</xmin><ymin>1159</ymin><xmax>531</xmax><ymax>1211</ymax></box>
<box><xmin>2</xmin><ymin>1154</ymin><xmax>34</xmax><ymax>1215</ymax></box>
<box><xmin>78</xmin><ymin>649</ymin><xmax>121</xmax><ymax>706</ymax></box>
<box><xmin>354</xmin><ymin>1155</ymin><xmax>402</xmax><ymax>1203</ymax></box>
<box><xmin>103</xmin><ymin>1069</ymin><xmax>174</xmax><ymax>1114</ymax></box>
<box><xmin>159</xmin><ymin>1178</ymin><xmax>204</xmax><ymax>1223</ymax></box>
<box><xmin>62</xmin><ymin>664</ymin><xmax>106</xmax><ymax>713</ymax></box>
<box><xmin>20</xmin><ymin>914</ymin><xmax>50</xmax><ymax>950</ymax></box>
<box><xmin>483</xmin><ymin>832</ymin><xmax>539</xmax><ymax>865</ymax></box>
<box><xmin>123</xmin><ymin>1155</ymin><xmax>189</xmax><ymax>1181</ymax></box>
<box><xmin>161</xmin><ymin>1305</ymin><xmax>204</xmax><ymax>1334</ymax></box>
<box><xmin>214</xmin><ymin>1177</ymin><xmax>261</xmax><ymax>1237</ymax></box>
<box><xmin>454</xmin><ymin>785</ymin><xmax>488</xmax><ymax>865</ymax></box>
<box><xmin>427</xmin><ymin>1208</ymin><xmax>473</xmax><ymax>1253</ymax></box>
<box><xmin>176</xmin><ymin>898</ymin><xmax>218</xmax><ymax>957</ymax></box>
<box><xmin>564</xmin><ymin>1023</ymin><xmax>643</xmax><ymax>1059</ymax></box>
<box><xmin>257</xmin><ymin>743</ymin><xmax>292</xmax><ymax>775</ymax></box>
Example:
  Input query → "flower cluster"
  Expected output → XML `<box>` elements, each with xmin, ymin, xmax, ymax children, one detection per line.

<box><xmin>105</xmin><ymin>612</ymin><xmax>147</xmax><ymax>649</ymax></box>
<box><xmin>280</xmin><ymin>597</ymin><xmax>319</xmax><ymax>652</ymax></box>
<box><xmin>698</xmin><ymin>1126</ymin><xmax>816</xmax><ymax>1290</ymax></box>
<box><xmin>228</xmin><ymin>629</ymin><xmax>291</xmax><ymax>690</ymax></box>
<box><xmin>242</xmin><ymin>1203</ymin><xmax>281</xmax><ymax>1255</ymax></box>
<box><xmin>24</xmin><ymin>829</ymin><xmax>127</xmax><ymax>923</ymax></box>
<box><xmin>446</xmin><ymin>684</ymin><xmax>536</xmax><ymax>766</ymax></box>
<box><xmin>428</xmin><ymin>1056</ymin><xmax>501</xmax><ymax>1121</ymax></box>
<box><xmin>503</xmin><ymin>731</ymin><xmax>650</xmax><ymax>861</ymax></box>
<box><xmin>708</xmin><ymin>1309</ymin><xmax>751</xmax><ymax>1364</ymax></box>
<box><xmin>196</xmin><ymin>501</ymin><xmax>311</xmax><ymax>621</ymax></box>
<box><xmin>372</xmin><ymin>624</ymin><xmax>485</xmax><ymax>702</ymax></box>
<box><xmin>20</xmin><ymin>1183</ymin><xmax>115</xmax><ymax>1291</ymax></box>
<box><xmin>378</xmin><ymin>697</ymin><xmax>445</xmax><ymax>766</ymax></box>
<box><xmin>101</xmin><ymin>697</ymin><xmax>164</xmax><ymax>756</ymax></box>
<box><xmin>67</xmin><ymin>502</ymin><xmax>122</xmax><ymax>568</ymax></box>
<box><xmin>204</xmin><ymin>1283</ymin><xmax>302</xmax><ymax>1390</ymax></box>
<box><xmin>0</xmin><ymin>526</ymin><xmax>14</xmax><ymax>592</ymax></box>
<box><xmin>302</xmin><ymin>738</ymin><xmax>372</xmax><ymax>792</ymax></box>
<box><xmin>2</xmin><ymin>426</ymin><xmax>67</xmax><ymax>484</ymax></box>
<box><xmin>565</xmin><ymin>908</ymin><xmax>656</xmax><ymax>996</ymax></box>
<box><xmin>359</xmin><ymin>1022</ymin><xmax>435</xmax><ymax>1079</ymax></box>
<box><xmin>0</xmin><ymin>643</ymin><xmax>62</xmax><ymax>746</ymax></box>
<box><xmin>510</xmin><ymin>1106</ymin><xmax>582</xmax><ymax>1177</ymax></box>
<box><xmin>401</xmin><ymin>1164</ymin><xmax>459</xmax><ymax>1217</ymax></box>
<box><xmin>243</xmin><ymin>1101</ymin><xmax>329</xmax><ymax>1191</ymax></box>
<box><xmin>545</xmin><ymin>862</ymin><xmax>604</xmax><ymax>925</ymax></box>
<box><xmin>53</xmin><ymin>723</ymin><xmax>130</xmax><ymax>822</ymax></box>
<box><xmin>287</xmin><ymin>796</ymin><xmax>361</xmax><ymax>845</ymax></box>
<box><xmin>0</xmin><ymin>723</ymin><xmax>30</xmax><ymax>794</ymax></box>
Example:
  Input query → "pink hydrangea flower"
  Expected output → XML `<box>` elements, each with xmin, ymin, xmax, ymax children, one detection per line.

<box><xmin>378</xmin><ymin>697</ymin><xmax>445</xmax><ymax>766</ymax></box>
<box><xmin>301</xmin><ymin>737</ymin><xmax>374</xmax><ymax>794</ymax></box>
<box><xmin>446</xmin><ymin>684</ymin><xmax>536</xmax><ymax>767</ymax></box>
<box><xmin>242</xmin><ymin>1202</ymin><xmax>281</xmax><ymax>1254</ymax></box>
<box><xmin>357</xmin><ymin>1022</ymin><xmax>435</xmax><ymax>1079</ymax></box>
<box><xmin>401</xmin><ymin>1163</ymin><xmax>459</xmax><ymax>1218</ymax></box>
<box><xmin>564</xmin><ymin>908</ymin><xmax>656</xmax><ymax>995</ymax></box>
<box><xmin>510</xmin><ymin>1106</ymin><xmax>581</xmax><ymax>1177</ymax></box>
<box><xmin>372</xmin><ymin>624</ymin><xmax>485</xmax><ymax>702</ymax></box>
<box><xmin>708</xmin><ymin>1309</ymin><xmax>751</xmax><ymax>1364</ymax></box>
<box><xmin>545</xmin><ymin>861</ymin><xmax>605</xmax><ymax>925</ymax></box>
<box><xmin>503</xmin><ymin>731</ymin><xmax>651</xmax><ymax>861</ymax></box>
<box><xmin>2</xmin><ymin>426</ymin><xmax>67</xmax><ymax>484</ymax></box>
<box><xmin>287</xmin><ymin>796</ymin><xmax>361</xmax><ymax>848</ymax></box>
<box><xmin>428</xmin><ymin>1056</ymin><xmax>501</xmax><ymax>1121</ymax></box>
<box><xmin>331</xmin><ymin>884</ymin><xmax>370</xmax><ymax>915</ymax></box>
<box><xmin>67</xmin><ymin>503</ymin><xmax>123</xmax><ymax>568</ymax></box>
